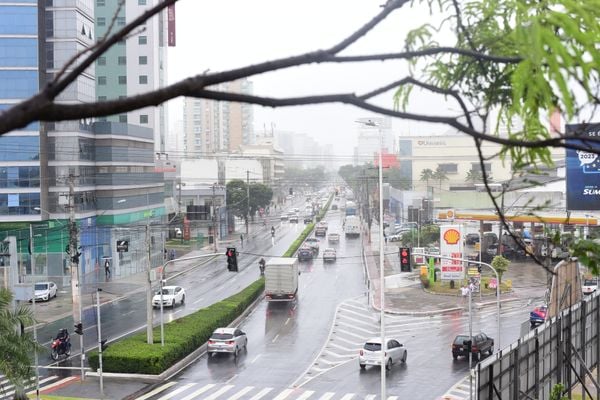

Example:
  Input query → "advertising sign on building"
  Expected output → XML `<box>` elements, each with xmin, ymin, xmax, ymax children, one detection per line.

<box><xmin>167</xmin><ymin>4</ymin><xmax>176</xmax><ymax>47</ymax></box>
<box><xmin>566</xmin><ymin>123</ymin><xmax>600</xmax><ymax>211</ymax></box>
<box><xmin>440</xmin><ymin>225</ymin><xmax>464</xmax><ymax>280</ymax></box>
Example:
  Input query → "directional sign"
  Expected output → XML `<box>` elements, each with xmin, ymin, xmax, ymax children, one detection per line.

<box><xmin>116</xmin><ymin>240</ymin><xmax>129</xmax><ymax>252</ymax></box>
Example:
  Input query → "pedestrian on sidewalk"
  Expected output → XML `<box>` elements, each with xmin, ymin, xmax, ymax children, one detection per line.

<box><xmin>169</xmin><ymin>249</ymin><xmax>176</xmax><ymax>261</ymax></box>
<box><xmin>104</xmin><ymin>259</ymin><xmax>111</xmax><ymax>279</ymax></box>
<box><xmin>460</xmin><ymin>284</ymin><xmax>469</xmax><ymax>305</ymax></box>
<box><xmin>240</xmin><ymin>234</ymin><xmax>244</xmax><ymax>248</ymax></box>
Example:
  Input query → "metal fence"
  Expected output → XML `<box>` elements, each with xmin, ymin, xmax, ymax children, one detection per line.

<box><xmin>476</xmin><ymin>290</ymin><xmax>600</xmax><ymax>399</ymax></box>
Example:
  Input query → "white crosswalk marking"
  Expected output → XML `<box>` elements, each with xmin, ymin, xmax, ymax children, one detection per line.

<box><xmin>272</xmin><ymin>388</ymin><xmax>294</xmax><ymax>400</ymax></box>
<box><xmin>339</xmin><ymin>394</ymin><xmax>355</xmax><ymax>400</ymax></box>
<box><xmin>156</xmin><ymin>383</ymin><xmax>197</xmax><ymax>400</ymax></box>
<box><xmin>365</xmin><ymin>395</ymin><xmax>376</xmax><ymax>400</ymax></box>
<box><xmin>296</xmin><ymin>390</ymin><xmax>314</xmax><ymax>400</ymax></box>
<box><xmin>248</xmin><ymin>387</ymin><xmax>273</xmax><ymax>400</ymax></box>
<box><xmin>227</xmin><ymin>386</ymin><xmax>254</xmax><ymax>400</ymax></box>
<box><xmin>0</xmin><ymin>374</ymin><xmax>61</xmax><ymax>400</ymax></box>
<box><xmin>136</xmin><ymin>382</ymin><xmax>178</xmax><ymax>400</ymax></box>
<box><xmin>179</xmin><ymin>383</ymin><xmax>215</xmax><ymax>400</ymax></box>
<box><xmin>204</xmin><ymin>384</ymin><xmax>234</xmax><ymax>400</ymax></box>
<box><xmin>317</xmin><ymin>392</ymin><xmax>335</xmax><ymax>400</ymax></box>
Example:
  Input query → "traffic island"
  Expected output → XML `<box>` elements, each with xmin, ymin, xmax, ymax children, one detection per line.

<box><xmin>421</xmin><ymin>278</ymin><xmax>512</xmax><ymax>296</ymax></box>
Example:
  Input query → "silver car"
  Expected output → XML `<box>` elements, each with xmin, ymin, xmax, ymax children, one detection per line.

<box><xmin>359</xmin><ymin>337</ymin><xmax>407</xmax><ymax>370</ymax></box>
<box><xmin>207</xmin><ymin>327</ymin><xmax>248</xmax><ymax>358</ymax></box>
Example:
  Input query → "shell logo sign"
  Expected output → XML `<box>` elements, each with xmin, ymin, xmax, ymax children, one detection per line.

<box><xmin>446</xmin><ymin>209</ymin><xmax>454</xmax><ymax>219</ymax></box>
<box><xmin>443</xmin><ymin>228</ymin><xmax>461</xmax><ymax>245</ymax></box>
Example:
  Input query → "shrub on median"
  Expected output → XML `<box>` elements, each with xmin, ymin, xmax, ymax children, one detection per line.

<box><xmin>88</xmin><ymin>279</ymin><xmax>265</xmax><ymax>374</ymax></box>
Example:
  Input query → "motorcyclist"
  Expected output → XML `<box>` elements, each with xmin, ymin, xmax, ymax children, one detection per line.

<box><xmin>271</xmin><ymin>226</ymin><xmax>275</xmax><ymax>237</ymax></box>
<box><xmin>55</xmin><ymin>328</ymin><xmax>70</xmax><ymax>353</ymax></box>
<box><xmin>258</xmin><ymin>258</ymin><xmax>266</xmax><ymax>275</ymax></box>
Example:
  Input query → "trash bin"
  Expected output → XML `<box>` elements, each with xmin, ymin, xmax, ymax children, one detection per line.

<box><xmin>420</xmin><ymin>265</ymin><xmax>428</xmax><ymax>276</ymax></box>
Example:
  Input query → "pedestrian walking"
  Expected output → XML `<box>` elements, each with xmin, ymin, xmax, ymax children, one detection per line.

<box><xmin>104</xmin><ymin>259</ymin><xmax>111</xmax><ymax>279</ymax></box>
<box><xmin>169</xmin><ymin>249</ymin><xmax>176</xmax><ymax>261</ymax></box>
<box><xmin>460</xmin><ymin>284</ymin><xmax>469</xmax><ymax>305</ymax></box>
<box><xmin>240</xmin><ymin>234</ymin><xmax>244</xmax><ymax>247</ymax></box>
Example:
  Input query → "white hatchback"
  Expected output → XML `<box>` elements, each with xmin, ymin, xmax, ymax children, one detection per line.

<box><xmin>32</xmin><ymin>281</ymin><xmax>58</xmax><ymax>302</ymax></box>
<box><xmin>152</xmin><ymin>285</ymin><xmax>186</xmax><ymax>308</ymax></box>
<box><xmin>323</xmin><ymin>247</ymin><xmax>337</xmax><ymax>262</ymax></box>
<box><xmin>359</xmin><ymin>337</ymin><xmax>407</xmax><ymax>370</ymax></box>
<box><xmin>583</xmin><ymin>278</ymin><xmax>598</xmax><ymax>295</ymax></box>
<box><xmin>207</xmin><ymin>327</ymin><xmax>248</xmax><ymax>358</ymax></box>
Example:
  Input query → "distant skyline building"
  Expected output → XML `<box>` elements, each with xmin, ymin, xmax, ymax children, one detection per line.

<box><xmin>183</xmin><ymin>79</ymin><xmax>254</xmax><ymax>157</ymax></box>
<box><xmin>94</xmin><ymin>0</ymin><xmax>168</xmax><ymax>153</ymax></box>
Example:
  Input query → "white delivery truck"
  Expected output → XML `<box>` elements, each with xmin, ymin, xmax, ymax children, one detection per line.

<box><xmin>264</xmin><ymin>257</ymin><xmax>299</xmax><ymax>302</ymax></box>
<box><xmin>344</xmin><ymin>215</ymin><xmax>361</xmax><ymax>238</ymax></box>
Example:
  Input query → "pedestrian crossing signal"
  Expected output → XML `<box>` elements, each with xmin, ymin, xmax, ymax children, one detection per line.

<box><xmin>226</xmin><ymin>247</ymin><xmax>238</xmax><ymax>272</ymax></box>
<box><xmin>400</xmin><ymin>247</ymin><xmax>411</xmax><ymax>272</ymax></box>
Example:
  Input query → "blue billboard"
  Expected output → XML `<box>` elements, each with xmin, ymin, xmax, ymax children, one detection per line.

<box><xmin>566</xmin><ymin>123</ymin><xmax>600</xmax><ymax>211</ymax></box>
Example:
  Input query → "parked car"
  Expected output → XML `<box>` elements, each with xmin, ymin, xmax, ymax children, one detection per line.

<box><xmin>388</xmin><ymin>233</ymin><xmax>404</xmax><ymax>242</ymax></box>
<box><xmin>359</xmin><ymin>337</ymin><xmax>407</xmax><ymax>370</ymax></box>
<box><xmin>323</xmin><ymin>248</ymin><xmax>337</xmax><ymax>262</ymax></box>
<box><xmin>328</xmin><ymin>232</ymin><xmax>340</xmax><ymax>244</ymax></box>
<box><xmin>298</xmin><ymin>246</ymin><xmax>314</xmax><ymax>261</ymax></box>
<box><xmin>465</xmin><ymin>233</ymin><xmax>480</xmax><ymax>245</ymax></box>
<box><xmin>152</xmin><ymin>286</ymin><xmax>186</xmax><ymax>308</ymax></box>
<box><xmin>31</xmin><ymin>281</ymin><xmax>58</xmax><ymax>302</ymax></box>
<box><xmin>305</xmin><ymin>237</ymin><xmax>320</xmax><ymax>254</ymax></box>
<box><xmin>452</xmin><ymin>333</ymin><xmax>494</xmax><ymax>360</ymax></box>
<box><xmin>530</xmin><ymin>304</ymin><xmax>548</xmax><ymax>327</ymax></box>
<box><xmin>583</xmin><ymin>278</ymin><xmax>598</xmax><ymax>295</ymax></box>
<box><xmin>207</xmin><ymin>327</ymin><xmax>247</xmax><ymax>358</ymax></box>
<box><xmin>289</xmin><ymin>214</ymin><xmax>299</xmax><ymax>223</ymax></box>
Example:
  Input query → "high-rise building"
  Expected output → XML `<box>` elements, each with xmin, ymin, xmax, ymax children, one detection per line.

<box><xmin>95</xmin><ymin>0</ymin><xmax>168</xmax><ymax>152</ymax></box>
<box><xmin>183</xmin><ymin>79</ymin><xmax>254</xmax><ymax>156</ymax></box>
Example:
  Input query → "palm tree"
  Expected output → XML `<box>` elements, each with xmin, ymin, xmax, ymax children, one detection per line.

<box><xmin>0</xmin><ymin>287</ymin><xmax>38</xmax><ymax>400</ymax></box>
<box><xmin>465</xmin><ymin>169</ymin><xmax>483</xmax><ymax>183</ymax></box>
<box><xmin>420</xmin><ymin>168</ymin><xmax>434</xmax><ymax>189</ymax></box>
<box><xmin>433</xmin><ymin>165</ymin><xmax>449</xmax><ymax>189</ymax></box>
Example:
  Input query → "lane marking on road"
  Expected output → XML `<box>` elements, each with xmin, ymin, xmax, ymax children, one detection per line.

<box><xmin>155</xmin><ymin>382</ymin><xmax>196</xmax><ymax>400</ymax></box>
<box><xmin>285</xmin><ymin>318</ymin><xmax>291</xmax><ymax>325</ymax></box>
<box><xmin>123</xmin><ymin>310</ymin><xmax>136</xmax><ymax>316</ymax></box>
<box><xmin>83</xmin><ymin>325</ymin><xmax>96</xmax><ymax>332</ymax></box>
<box><xmin>334</xmin><ymin>320</ymin><xmax>377</xmax><ymax>335</ymax></box>
<box><xmin>365</xmin><ymin>395</ymin><xmax>376</xmax><ymax>400</ymax></box>
<box><xmin>193</xmin><ymin>297</ymin><xmax>204</xmax><ymax>304</ymax></box>
<box><xmin>133</xmin><ymin>381</ymin><xmax>177</xmax><ymax>400</ymax></box>
<box><xmin>339</xmin><ymin>394</ymin><xmax>355</xmax><ymax>400</ymax></box>
<box><xmin>296</xmin><ymin>390</ymin><xmax>315</xmax><ymax>400</ymax></box>
<box><xmin>204</xmin><ymin>384</ymin><xmax>234</xmax><ymax>400</ymax></box>
<box><xmin>387</xmin><ymin>396</ymin><xmax>399</xmax><ymax>400</ymax></box>
<box><xmin>179</xmin><ymin>383</ymin><xmax>215</xmax><ymax>400</ymax></box>
<box><xmin>251</xmin><ymin>355</ymin><xmax>261</xmax><ymax>363</ymax></box>
<box><xmin>317</xmin><ymin>393</ymin><xmax>335</xmax><ymax>400</ymax></box>
<box><xmin>272</xmin><ymin>334</ymin><xmax>280</xmax><ymax>343</ymax></box>
<box><xmin>248</xmin><ymin>387</ymin><xmax>273</xmax><ymax>400</ymax></box>
<box><xmin>272</xmin><ymin>388</ymin><xmax>294</xmax><ymax>400</ymax></box>
<box><xmin>336</xmin><ymin>312</ymin><xmax>378</xmax><ymax>327</ymax></box>
<box><xmin>174</xmin><ymin>309</ymin><xmax>184</xmax><ymax>314</ymax></box>
<box><xmin>332</xmin><ymin>330</ymin><xmax>366</xmax><ymax>341</ymax></box>
<box><xmin>225</xmin><ymin>375</ymin><xmax>238</xmax><ymax>385</ymax></box>
<box><xmin>227</xmin><ymin>386</ymin><xmax>254</xmax><ymax>400</ymax></box>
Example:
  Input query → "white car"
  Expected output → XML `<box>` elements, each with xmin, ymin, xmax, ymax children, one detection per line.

<box><xmin>327</xmin><ymin>233</ymin><xmax>340</xmax><ymax>244</ymax></box>
<box><xmin>323</xmin><ymin>248</ymin><xmax>337</xmax><ymax>262</ymax></box>
<box><xmin>583</xmin><ymin>278</ymin><xmax>598</xmax><ymax>295</ymax></box>
<box><xmin>207</xmin><ymin>327</ymin><xmax>248</xmax><ymax>358</ymax></box>
<box><xmin>32</xmin><ymin>281</ymin><xmax>58</xmax><ymax>302</ymax></box>
<box><xmin>359</xmin><ymin>337</ymin><xmax>407</xmax><ymax>370</ymax></box>
<box><xmin>152</xmin><ymin>286</ymin><xmax>186</xmax><ymax>308</ymax></box>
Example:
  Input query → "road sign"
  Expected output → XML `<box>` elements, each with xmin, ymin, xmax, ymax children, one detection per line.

<box><xmin>116</xmin><ymin>240</ymin><xmax>129</xmax><ymax>252</ymax></box>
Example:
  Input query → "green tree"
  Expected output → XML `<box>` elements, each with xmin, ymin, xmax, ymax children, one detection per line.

<box><xmin>420</xmin><ymin>168</ymin><xmax>434</xmax><ymax>188</ymax></box>
<box><xmin>249</xmin><ymin>183</ymin><xmax>273</xmax><ymax>219</ymax></box>
<box><xmin>0</xmin><ymin>288</ymin><xmax>38</xmax><ymax>400</ymax></box>
<box><xmin>465</xmin><ymin>170</ymin><xmax>483</xmax><ymax>184</ymax></box>
<box><xmin>385</xmin><ymin>167</ymin><xmax>411</xmax><ymax>190</ymax></box>
<box><xmin>226</xmin><ymin>180</ymin><xmax>249</xmax><ymax>222</ymax></box>
<box><xmin>433</xmin><ymin>166</ymin><xmax>449</xmax><ymax>189</ymax></box>
<box><xmin>491</xmin><ymin>255</ymin><xmax>510</xmax><ymax>283</ymax></box>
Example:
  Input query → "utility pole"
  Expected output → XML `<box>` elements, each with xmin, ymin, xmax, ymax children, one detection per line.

<box><xmin>68</xmin><ymin>174</ymin><xmax>84</xmax><ymax>380</ymax></box>
<box><xmin>95</xmin><ymin>288</ymin><xmax>104</xmax><ymax>397</ymax></box>
<box><xmin>146</xmin><ymin>222</ymin><xmax>153</xmax><ymax>344</ymax></box>
<box><xmin>246</xmin><ymin>170</ymin><xmax>250</xmax><ymax>235</ymax></box>
<box><xmin>212</xmin><ymin>184</ymin><xmax>218</xmax><ymax>252</ymax></box>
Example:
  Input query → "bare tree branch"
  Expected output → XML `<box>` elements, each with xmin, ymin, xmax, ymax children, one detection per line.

<box><xmin>332</xmin><ymin>47</ymin><xmax>522</xmax><ymax>64</ymax></box>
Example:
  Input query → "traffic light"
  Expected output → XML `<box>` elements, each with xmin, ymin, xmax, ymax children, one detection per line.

<box><xmin>477</xmin><ymin>265</ymin><xmax>482</xmax><ymax>274</ymax></box>
<box><xmin>100</xmin><ymin>339</ymin><xmax>108</xmax><ymax>352</ymax></box>
<box><xmin>399</xmin><ymin>247</ymin><xmax>411</xmax><ymax>272</ymax></box>
<box><xmin>226</xmin><ymin>247</ymin><xmax>238</xmax><ymax>272</ymax></box>
<box><xmin>74</xmin><ymin>322</ymin><xmax>83</xmax><ymax>335</ymax></box>
<box><xmin>289</xmin><ymin>187</ymin><xmax>293</xmax><ymax>195</ymax></box>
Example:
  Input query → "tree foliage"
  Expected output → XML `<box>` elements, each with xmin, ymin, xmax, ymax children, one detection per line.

<box><xmin>491</xmin><ymin>255</ymin><xmax>511</xmax><ymax>283</ymax></box>
<box><xmin>225</xmin><ymin>180</ymin><xmax>273</xmax><ymax>222</ymax></box>
<box><xmin>0</xmin><ymin>288</ymin><xmax>39</xmax><ymax>400</ymax></box>
<box><xmin>420</xmin><ymin>168</ymin><xmax>434</xmax><ymax>188</ymax></box>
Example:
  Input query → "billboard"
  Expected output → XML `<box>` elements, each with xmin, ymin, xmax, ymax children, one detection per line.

<box><xmin>566</xmin><ymin>123</ymin><xmax>600</xmax><ymax>210</ymax></box>
<box><xmin>167</xmin><ymin>4</ymin><xmax>176</xmax><ymax>47</ymax></box>
<box><xmin>440</xmin><ymin>225</ymin><xmax>464</xmax><ymax>280</ymax></box>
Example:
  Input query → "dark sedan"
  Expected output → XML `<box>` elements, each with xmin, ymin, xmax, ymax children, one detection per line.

<box><xmin>452</xmin><ymin>332</ymin><xmax>494</xmax><ymax>360</ymax></box>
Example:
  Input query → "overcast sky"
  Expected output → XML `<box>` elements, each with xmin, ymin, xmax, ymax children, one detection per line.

<box><xmin>167</xmin><ymin>0</ymin><xmax>455</xmax><ymax>156</ymax></box>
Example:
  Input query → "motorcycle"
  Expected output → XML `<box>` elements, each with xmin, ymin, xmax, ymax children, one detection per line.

<box><xmin>50</xmin><ymin>331</ymin><xmax>71</xmax><ymax>361</ymax></box>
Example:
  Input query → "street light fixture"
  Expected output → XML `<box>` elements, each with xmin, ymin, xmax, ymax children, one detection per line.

<box><xmin>356</xmin><ymin>118</ymin><xmax>386</xmax><ymax>399</ymax></box>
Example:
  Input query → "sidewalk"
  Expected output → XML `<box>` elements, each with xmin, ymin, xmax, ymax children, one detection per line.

<box><xmin>363</xmin><ymin>222</ymin><xmax>544</xmax><ymax>315</ymax></box>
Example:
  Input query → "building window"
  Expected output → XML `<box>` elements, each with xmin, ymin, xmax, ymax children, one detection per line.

<box><xmin>438</xmin><ymin>163</ymin><xmax>458</xmax><ymax>174</ymax></box>
<box><xmin>98</xmin><ymin>76</ymin><xmax>107</xmax><ymax>85</ymax></box>
<box><xmin>138</xmin><ymin>36</ymin><xmax>147</xmax><ymax>45</ymax></box>
<box><xmin>97</xmin><ymin>0</ymin><xmax>105</xmax><ymax>5</ymax></box>
<box><xmin>138</xmin><ymin>56</ymin><xmax>147</xmax><ymax>65</ymax></box>
<box><xmin>98</xmin><ymin>96</ymin><xmax>106</xmax><ymax>101</ymax></box>
<box><xmin>118</xmin><ymin>76</ymin><xmax>127</xmax><ymax>85</ymax></box>
<box><xmin>118</xmin><ymin>115</ymin><xmax>127</xmax><ymax>123</ymax></box>
<box><xmin>117</xmin><ymin>56</ymin><xmax>126</xmax><ymax>65</ymax></box>
<box><xmin>116</xmin><ymin>17</ymin><xmax>126</xmax><ymax>26</ymax></box>
<box><xmin>470</xmin><ymin>162</ymin><xmax>492</xmax><ymax>173</ymax></box>
<box><xmin>140</xmin><ymin>114</ymin><xmax>148</xmax><ymax>124</ymax></box>
<box><xmin>138</xmin><ymin>0</ymin><xmax>146</xmax><ymax>4</ymax></box>
<box><xmin>97</xmin><ymin>17</ymin><xmax>105</xmax><ymax>27</ymax></box>
<box><xmin>139</xmin><ymin>75</ymin><xmax>148</xmax><ymax>84</ymax></box>
<box><xmin>97</xmin><ymin>56</ymin><xmax>106</xmax><ymax>66</ymax></box>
